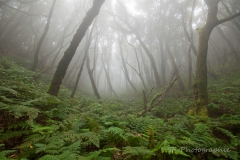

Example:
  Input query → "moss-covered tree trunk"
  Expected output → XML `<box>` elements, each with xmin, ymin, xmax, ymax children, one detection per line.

<box><xmin>193</xmin><ymin>0</ymin><xmax>240</xmax><ymax>116</ymax></box>
<box><xmin>48</xmin><ymin>0</ymin><xmax>105</xmax><ymax>96</ymax></box>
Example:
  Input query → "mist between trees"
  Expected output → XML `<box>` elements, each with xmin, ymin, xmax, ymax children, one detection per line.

<box><xmin>1</xmin><ymin>0</ymin><xmax>240</xmax><ymax>116</ymax></box>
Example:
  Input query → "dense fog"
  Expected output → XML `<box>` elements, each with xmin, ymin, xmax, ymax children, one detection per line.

<box><xmin>1</xmin><ymin>0</ymin><xmax>239</xmax><ymax>97</ymax></box>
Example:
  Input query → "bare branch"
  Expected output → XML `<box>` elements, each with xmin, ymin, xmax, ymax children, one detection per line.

<box><xmin>217</xmin><ymin>12</ymin><xmax>240</xmax><ymax>26</ymax></box>
<box><xmin>2</xmin><ymin>2</ymin><xmax>47</xmax><ymax>17</ymax></box>
<box><xmin>137</xmin><ymin>77</ymin><xmax>178</xmax><ymax>117</ymax></box>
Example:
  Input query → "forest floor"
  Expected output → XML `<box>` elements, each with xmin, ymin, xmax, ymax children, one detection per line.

<box><xmin>0</xmin><ymin>52</ymin><xmax>240</xmax><ymax>160</ymax></box>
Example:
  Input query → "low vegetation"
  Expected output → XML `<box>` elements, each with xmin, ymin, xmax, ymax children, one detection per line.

<box><xmin>0</xmin><ymin>53</ymin><xmax>240</xmax><ymax>160</ymax></box>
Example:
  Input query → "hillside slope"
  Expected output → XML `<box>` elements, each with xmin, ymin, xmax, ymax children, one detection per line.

<box><xmin>0</xmin><ymin>55</ymin><xmax>240</xmax><ymax>160</ymax></box>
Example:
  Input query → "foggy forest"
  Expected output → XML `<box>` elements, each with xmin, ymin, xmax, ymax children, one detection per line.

<box><xmin>0</xmin><ymin>0</ymin><xmax>240</xmax><ymax>159</ymax></box>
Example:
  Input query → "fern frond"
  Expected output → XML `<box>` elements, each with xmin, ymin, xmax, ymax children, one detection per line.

<box><xmin>0</xmin><ymin>150</ymin><xmax>15</xmax><ymax>160</ymax></box>
<box><xmin>122</xmin><ymin>146</ymin><xmax>154</xmax><ymax>159</ymax></box>
<box><xmin>0</xmin><ymin>86</ymin><xmax>18</xmax><ymax>96</ymax></box>
<box><xmin>87</xmin><ymin>147</ymin><xmax>119</xmax><ymax>160</ymax></box>
<box><xmin>219</xmin><ymin>114</ymin><xmax>240</xmax><ymax>125</ymax></box>
<box><xmin>62</xmin><ymin>131</ymin><xmax>100</xmax><ymax>148</ymax></box>
<box><xmin>1</xmin><ymin>105</ymin><xmax>39</xmax><ymax>122</ymax></box>
<box><xmin>153</xmin><ymin>140</ymin><xmax>190</xmax><ymax>157</ymax></box>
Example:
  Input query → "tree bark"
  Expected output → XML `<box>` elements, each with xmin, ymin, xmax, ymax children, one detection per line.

<box><xmin>48</xmin><ymin>0</ymin><xmax>105</xmax><ymax>96</ymax></box>
<box><xmin>193</xmin><ymin>0</ymin><xmax>240</xmax><ymax>116</ymax></box>
<box><xmin>70</xmin><ymin>21</ymin><xmax>97</xmax><ymax>98</ymax></box>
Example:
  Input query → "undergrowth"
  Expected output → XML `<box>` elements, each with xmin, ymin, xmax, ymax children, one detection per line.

<box><xmin>0</xmin><ymin>56</ymin><xmax>240</xmax><ymax>160</ymax></box>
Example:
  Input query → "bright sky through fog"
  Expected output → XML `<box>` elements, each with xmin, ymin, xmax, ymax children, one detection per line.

<box><xmin>112</xmin><ymin>0</ymin><xmax>141</xmax><ymax>16</ymax></box>
<box><xmin>126</xmin><ymin>1</ymin><xmax>137</xmax><ymax>14</ymax></box>
<box><xmin>126</xmin><ymin>1</ymin><xmax>142</xmax><ymax>15</ymax></box>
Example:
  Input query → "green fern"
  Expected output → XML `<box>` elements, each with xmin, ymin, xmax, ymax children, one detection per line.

<box><xmin>153</xmin><ymin>140</ymin><xmax>190</xmax><ymax>157</ymax></box>
<box><xmin>0</xmin><ymin>104</ymin><xmax>39</xmax><ymax>122</ymax></box>
<box><xmin>122</xmin><ymin>146</ymin><xmax>154</xmax><ymax>159</ymax></box>
<box><xmin>0</xmin><ymin>150</ymin><xmax>15</xmax><ymax>160</ymax></box>
<box><xmin>0</xmin><ymin>86</ymin><xmax>18</xmax><ymax>97</ymax></box>
<box><xmin>79</xmin><ymin>132</ymin><xmax>100</xmax><ymax>148</ymax></box>
<box><xmin>0</xmin><ymin>144</ymin><xmax>15</xmax><ymax>160</ymax></box>
<box><xmin>87</xmin><ymin>147</ymin><xmax>119</xmax><ymax>160</ymax></box>
<box><xmin>31</xmin><ymin>124</ymin><xmax>57</xmax><ymax>135</ymax></box>
<box><xmin>190</xmin><ymin>123</ymin><xmax>216</xmax><ymax>147</ymax></box>
<box><xmin>62</xmin><ymin>130</ymin><xmax>100</xmax><ymax>148</ymax></box>
<box><xmin>35</xmin><ymin>140</ymin><xmax>81</xmax><ymax>160</ymax></box>
<box><xmin>107</xmin><ymin>127</ymin><xmax>125</xmax><ymax>136</ymax></box>
<box><xmin>106</xmin><ymin>126</ymin><xmax>127</xmax><ymax>142</ymax></box>
<box><xmin>217</xmin><ymin>127</ymin><xmax>240</xmax><ymax>147</ymax></box>
<box><xmin>219</xmin><ymin>114</ymin><xmax>240</xmax><ymax>125</ymax></box>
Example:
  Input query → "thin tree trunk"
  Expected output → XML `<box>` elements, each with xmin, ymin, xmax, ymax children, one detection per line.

<box><xmin>119</xmin><ymin>39</ymin><xmax>138</xmax><ymax>93</ymax></box>
<box><xmin>215</xmin><ymin>26</ymin><xmax>240</xmax><ymax>63</ymax></box>
<box><xmin>111</xmin><ymin>10</ymin><xmax>161</xmax><ymax>88</ymax></box>
<box><xmin>48</xmin><ymin>0</ymin><xmax>105</xmax><ymax>96</ymax></box>
<box><xmin>159</xmin><ymin>38</ymin><xmax>166</xmax><ymax>86</ymax></box>
<box><xmin>2</xmin><ymin>13</ymin><xmax>24</xmax><ymax>41</ymax></box>
<box><xmin>134</xmin><ymin>33</ymin><xmax>162</xmax><ymax>88</ymax></box>
<box><xmin>181</xmin><ymin>5</ymin><xmax>197</xmax><ymax>56</ymax></box>
<box><xmin>31</xmin><ymin>0</ymin><xmax>57</xmax><ymax>71</ymax></box>
<box><xmin>86</xmin><ymin>54</ymin><xmax>101</xmax><ymax>99</ymax></box>
<box><xmin>187</xmin><ymin>0</ymin><xmax>196</xmax><ymax>89</ymax></box>
<box><xmin>125</xmin><ymin>40</ymin><xmax>147</xmax><ymax>91</ymax></box>
<box><xmin>0</xmin><ymin>9</ymin><xmax>18</xmax><ymax>37</ymax></box>
<box><xmin>139</xmin><ymin>47</ymin><xmax>151</xmax><ymax>87</ymax></box>
<box><xmin>103</xmin><ymin>64</ymin><xmax>118</xmax><ymax>98</ymax></box>
<box><xmin>187</xmin><ymin>46</ymin><xmax>192</xmax><ymax>88</ymax></box>
<box><xmin>166</xmin><ymin>44</ymin><xmax>185</xmax><ymax>92</ymax></box>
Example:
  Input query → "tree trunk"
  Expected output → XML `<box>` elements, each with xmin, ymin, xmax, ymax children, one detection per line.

<box><xmin>119</xmin><ymin>39</ymin><xmax>138</xmax><ymax>93</ymax></box>
<box><xmin>159</xmin><ymin>38</ymin><xmax>166</xmax><ymax>86</ymax></box>
<box><xmin>102</xmin><ymin>61</ymin><xmax>118</xmax><ymax>98</ymax></box>
<box><xmin>187</xmin><ymin>46</ymin><xmax>192</xmax><ymax>88</ymax></box>
<box><xmin>187</xmin><ymin>0</ymin><xmax>196</xmax><ymax>89</ymax></box>
<box><xmin>0</xmin><ymin>9</ymin><xmax>18</xmax><ymax>37</ymax></box>
<box><xmin>48</xmin><ymin>0</ymin><xmax>105</xmax><ymax>96</ymax></box>
<box><xmin>86</xmin><ymin>54</ymin><xmax>101</xmax><ymax>99</ymax></box>
<box><xmin>193</xmin><ymin>0</ymin><xmax>240</xmax><ymax>116</ymax></box>
<box><xmin>31</xmin><ymin>0</ymin><xmax>57</xmax><ymax>71</ymax></box>
<box><xmin>125</xmin><ymin>41</ymin><xmax>147</xmax><ymax>92</ymax></box>
<box><xmin>2</xmin><ymin>13</ymin><xmax>24</xmax><ymax>41</ymax></box>
<box><xmin>165</xmin><ymin>44</ymin><xmax>185</xmax><ymax>92</ymax></box>
<box><xmin>71</xmin><ymin>25</ymin><xmax>94</xmax><ymax>98</ymax></box>
<box><xmin>134</xmin><ymin>33</ymin><xmax>162</xmax><ymax>88</ymax></box>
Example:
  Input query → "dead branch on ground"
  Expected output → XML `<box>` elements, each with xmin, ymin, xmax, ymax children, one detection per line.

<box><xmin>137</xmin><ymin>77</ymin><xmax>179</xmax><ymax>117</ymax></box>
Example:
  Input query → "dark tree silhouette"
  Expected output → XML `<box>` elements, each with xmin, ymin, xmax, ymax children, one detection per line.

<box><xmin>48</xmin><ymin>0</ymin><xmax>105</xmax><ymax>96</ymax></box>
